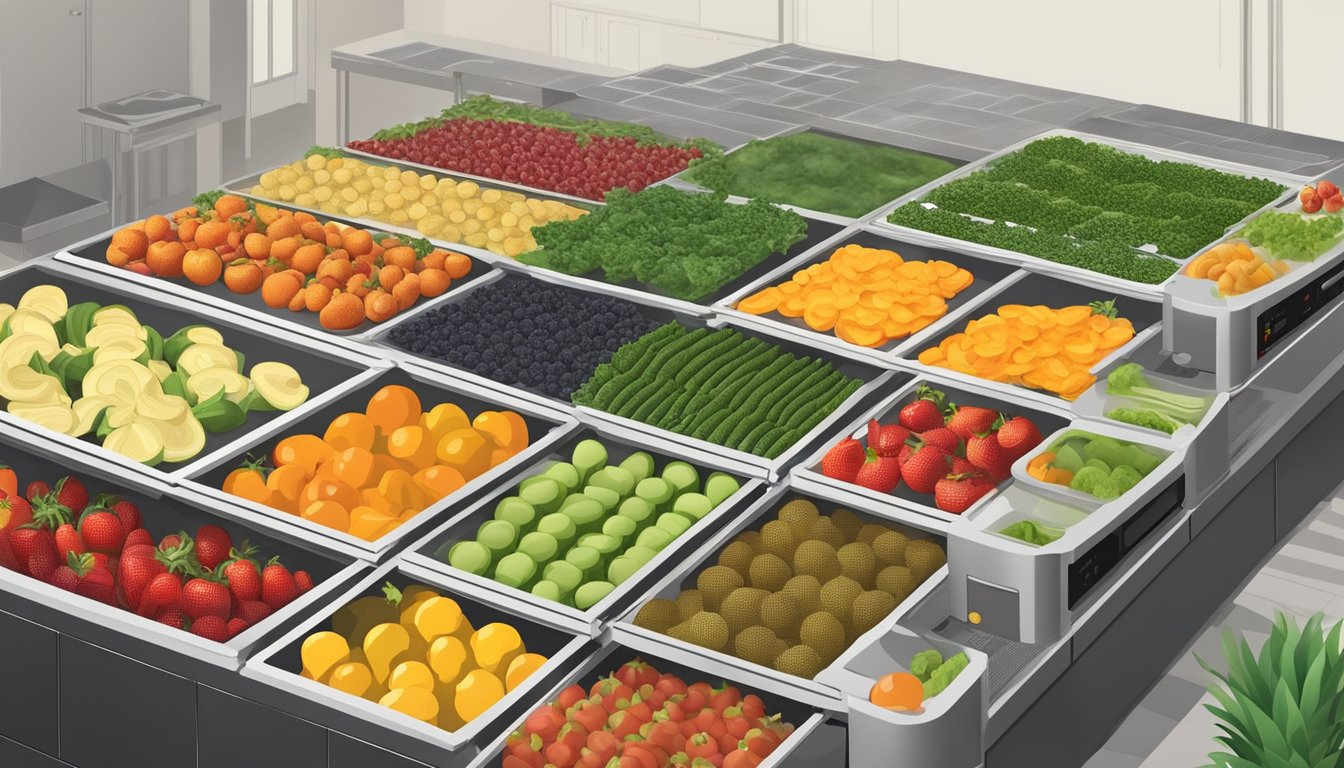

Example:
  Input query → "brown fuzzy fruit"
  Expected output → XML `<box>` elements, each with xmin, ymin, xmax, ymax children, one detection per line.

<box><xmin>674</xmin><ymin>590</ymin><xmax>706</xmax><ymax>622</ymax></box>
<box><xmin>633</xmin><ymin>599</ymin><xmax>679</xmax><ymax>633</ymax></box>
<box><xmin>781</xmin><ymin>574</ymin><xmax>822</xmax><ymax>617</ymax></box>
<box><xmin>759</xmin><ymin>520</ymin><xmax>800</xmax><ymax>561</ymax></box>
<box><xmin>799</xmin><ymin>611</ymin><xmax>848</xmax><ymax>665</ymax></box>
<box><xmin>855</xmin><ymin>523</ymin><xmax>891</xmax><ymax>546</ymax></box>
<box><xmin>805</xmin><ymin>517</ymin><xmax>848</xmax><ymax>550</ymax></box>
<box><xmin>748</xmin><ymin>553</ymin><xmax>793</xmax><ymax>593</ymax></box>
<box><xmin>773</xmin><ymin>644</ymin><xmax>825</xmax><ymax>679</ymax></box>
<box><xmin>830</xmin><ymin>509</ymin><xmax>864</xmax><ymax>542</ymax></box>
<box><xmin>819</xmin><ymin>576</ymin><xmax>864</xmax><ymax>629</ymax></box>
<box><xmin>793</xmin><ymin>540</ymin><xmax>842</xmax><ymax>583</ymax></box>
<box><xmin>876</xmin><ymin>566</ymin><xmax>918</xmax><ymax>604</ymax></box>
<box><xmin>717</xmin><ymin>539</ymin><xmax>757</xmax><ymax>577</ymax></box>
<box><xmin>904</xmin><ymin>539</ymin><xmax>947</xmax><ymax>582</ymax></box>
<box><xmin>872</xmin><ymin>530</ymin><xmax>911</xmax><ymax>567</ymax></box>
<box><xmin>667</xmin><ymin>611</ymin><xmax>730</xmax><ymax>652</ymax></box>
<box><xmin>837</xmin><ymin>542</ymin><xmax>878</xmax><ymax>589</ymax></box>
<box><xmin>697</xmin><ymin>565</ymin><xmax>745</xmax><ymax>612</ymax></box>
<box><xmin>720</xmin><ymin>587</ymin><xmax>770</xmax><ymax>637</ymax></box>
<box><xmin>735</xmin><ymin>626</ymin><xmax>787</xmax><ymax>668</ymax></box>
<box><xmin>852</xmin><ymin>590</ymin><xmax>898</xmax><ymax>635</ymax></box>
<box><xmin>776</xmin><ymin>499</ymin><xmax>820</xmax><ymax>537</ymax></box>
<box><xmin>759</xmin><ymin>592</ymin><xmax>803</xmax><ymax>641</ymax></box>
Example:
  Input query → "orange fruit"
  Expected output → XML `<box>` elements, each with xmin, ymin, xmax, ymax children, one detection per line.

<box><xmin>377</xmin><ymin>470</ymin><xmax>427</xmax><ymax>511</ymax></box>
<box><xmin>293</xmin><ymin>210</ymin><xmax>317</xmax><ymax>224</ymax></box>
<box><xmin>348</xmin><ymin>506</ymin><xmax>399</xmax><ymax>541</ymax></box>
<box><xmin>413</xmin><ymin>466</ymin><xmax>466</xmax><ymax>500</ymax></box>
<box><xmin>261</xmin><ymin>272</ymin><xmax>303</xmax><ymax>309</ymax></box>
<box><xmin>300</xmin><ymin>221</ymin><xmax>328</xmax><ymax>242</ymax></box>
<box><xmin>331</xmin><ymin>446</ymin><xmax>376</xmax><ymax>488</ymax></box>
<box><xmin>273</xmin><ymin>434</ymin><xmax>337</xmax><ymax>474</ymax></box>
<box><xmin>291</xmin><ymin>243</ymin><xmax>327</xmax><ymax>274</ymax></box>
<box><xmin>270</xmin><ymin>236</ymin><xmax>301</xmax><ymax>263</ymax></box>
<box><xmin>105</xmin><ymin>246</ymin><xmax>132</xmax><ymax>268</ymax></box>
<box><xmin>222</xmin><ymin>261</ymin><xmax>264</xmax><ymax>293</ymax></box>
<box><xmin>319</xmin><ymin>292</ymin><xmax>365</xmax><ymax>331</ymax></box>
<box><xmin>146</xmin><ymin>241</ymin><xmax>187</xmax><ymax>277</ymax></box>
<box><xmin>254</xmin><ymin>203</ymin><xmax>281</xmax><ymax>225</ymax></box>
<box><xmin>214</xmin><ymin>194</ymin><xmax>249</xmax><ymax>219</ymax></box>
<box><xmin>435</xmin><ymin>428</ymin><xmax>488</xmax><ymax>478</ymax></box>
<box><xmin>383</xmin><ymin>246</ymin><xmax>417</xmax><ymax>272</ymax></box>
<box><xmin>422</xmin><ymin>251</ymin><xmax>446</xmax><ymax>271</ymax></box>
<box><xmin>870</xmin><ymin>672</ymin><xmax>925</xmax><ymax>712</ymax></box>
<box><xmin>443</xmin><ymin>253</ymin><xmax>472</xmax><ymax>279</ymax></box>
<box><xmin>364</xmin><ymin>290</ymin><xmax>398</xmax><ymax>323</ymax></box>
<box><xmin>472</xmin><ymin>411</ymin><xmax>529</xmax><ymax>455</ymax></box>
<box><xmin>418</xmin><ymin>269</ymin><xmax>451</xmax><ymax>298</ymax></box>
<box><xmin>111</xmin><ymin>228</ymin><xmax>149</xmax><ymax>260</ymax></box>
<box><xmin>183</xmin><ymin>248</ymin><xmax>223</xmax><ymax>286</ymax></box>
<box><xmin>341</xmin><ymin>228</ymin><xmax>374</xmax><ymax>257</ymax></box>
<box><xmin>243</xmin><ymin>232</ymin><xmax>273</xmax><ymax>260</ymax></box>
<box><xmin>288</xmin><ymin>286</ymin><xmax>308</xmax><ymax>312</ymax></box>
<box><xmin>378</xmin><ymin>265</ymin><xmax>405</xmax><ymax>291</ymax></box>
<box><xmin>392</xmin><ymin>275</ymin><xmax>420</xmax><ymax>311</ymax></box>
<box><xmin>488</xmin><ymin>448</ymin><xmax>513</xmax><ymax>468</ymax></box>
<box><xmin>194</xmin><ymin>221</ymin><xmax>232</xmax><ymax>250</ymax></box>
<box><xmin>266</xmin><ymin>463</ymin><xmax>311</xmax><ymax>514</ymax></box>
<box><xmin>177</xmin><ymin>219</ymin><xmax>201</xmax><ymax>244</ymax></box>
<box><xmin>144</xmin><ymin>215</ymin><xmax>174</xmax><ymax>243</ymax></box>
<box><xmin>305</xmin><ymin>282</ymin><xmax>333</xmax><ymax>312</ymax></box>
<box><xmin>423</xmin><ymin>403</ymin><xmax>470</xmax><ymax>441</ymax></box>
<box><xmin>366</xmin><ymin>385</ymin><xmax>422</xmax><ymax>434</ymax></box>
<box><xmin>222</xmin><ymin>460</ymin><xmax>271</xmax><ymax>505</ymax></box>
<box><xmin>301</xmin><ymin>500</ymin><xmax>350</xmax><ymax>531</ymax></box>
<box><xmin>387</xmin><ymin>425</ymin><xmax>437</xmax><ymax>468</ymax></box>
<box><xmin>345</xmin><ymin>274</ymin><xmax>372</xmax><ymax>298</ymax></box>
<box><xmin>325</xmin><ymin>232</ymin><xmax>343</xmax><ymax>249</ymax></box>
<box><xmin>301</xmin><ymin>478</ymin><xmax>361</xmax><ymax>512</ymax></box>
<box><xmin>317</xmin><ymin>257</ymin><xmax>354</xmax><ymax>284</ymax></box>
<box><xmin>266</xmin><ymin>216</ymin><xmax>301</xmax><ymax>240</ymax></box>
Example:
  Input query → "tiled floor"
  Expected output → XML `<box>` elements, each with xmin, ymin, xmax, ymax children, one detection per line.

<box><xmin>1084</xmin><ymin>487</ymin><xmax>1344</xmax><ymax>767</ymax></box>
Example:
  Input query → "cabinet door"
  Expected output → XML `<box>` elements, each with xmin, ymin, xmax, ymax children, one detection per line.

<box><xmin>796</xmin><ymin>0</ymin><xmax>874</xmax><ymax>57</ymax></box>
<box><xmin>601</xmin><ymin>17</ymin><xmax>644</xmax><ymax>72</ymax></box>
<box><xmin>552</xmin><ymin>6</ymin><xmax>598</xmax><ymax>64</ymax></box>
<box><xmin>702</xmin><ymin>0</ymin><xmax>780</xmax><ymax>41</ymax></box>
<box><xmin>1280</xmin><ymin>0</ymin><xmax>1344</xmax><ymax>141</ymax></box>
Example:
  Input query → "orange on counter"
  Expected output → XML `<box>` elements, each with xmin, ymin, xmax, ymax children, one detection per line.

<box><xmin>1185</xmin><ymin>240</ymin><xmax>1290</xmax><ymax>297</ymax></box>
<box><xmin>221</xmin><ymin>384</ymin><xmax>531</xmax><ymax>541</ymax></box>
<box><xmin>870</xmin><ymin>671</ymin><xmax>925</xmax><ymax>712</ymax></box>
<box><xmin>736</xmin><ymin>243</ymin><xmax>974</xmax><ymax>347</ymax></box>
<box><xmin>104</xmin><ymin>193</ymin><xmax>473</xmax><ymax>331</ymax></box>
<box><xmin>917</xmin><ymin>300</ymin><xmax>1135</xmax><ymax>401</ymax></box>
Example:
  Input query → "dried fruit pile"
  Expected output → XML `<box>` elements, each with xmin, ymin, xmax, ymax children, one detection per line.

<box><xmin>819</xmin><ymin>386</ymin><xmax>1044</xmax><ymax>514</ymax></box>
<box><xmin>504</xmin><ymin>659</ymin><xmax>796</xmax><ymax>768</ymax></box>
<box><xmin>572</xmin><ymin>324</ymin><xmax>864</xmax><ymax>459</ymax></box>
<box><xmin>1184</xmin><ymin>241</ymin><xmax>1291</xmax><ymax>297</ymax></box>
<box><xmin>351</xmin><ymin>96</ymin><xmax>716</xmax><ymax>202</ymax></box>
<box><xmin>299</xmin><ymin>582</ymin><xmax>547</xmax><ymax>731</ymax></box>
<box><xmin>0</xmin><ymin>285</ymin><xmax>309</xmax><ymax>465</ymax></box>
<box><xmin>0</xmin><ymin>471</ymin><xmax>312</xmax><ymax>641</ymax></box>
<box><xmin>103</xmin><ymin>193</ymin><xmax>473</xmax><ymax>332</ymax></box>
<box><xmin>736</xmin><ymin>243</ymin><xmax>974</xmax><ymax>348</ymax></box>
<box><xmin>386</xmin><ymin>275</ymin><xmax>661</xmax><ymax>401</ymax></box>
<box><xmin>441</xmin><ymin>439</ymin><xmax>740</xmax><ymax>610</ymax></box>
<box><xmin>917</xmin><ymin>300</ymin><xmax>1136</xmax><ymax>400</ymax></box>
<box><xmin>250</xmin><ymin>151</ymin><xmax>587</xmax><ymax>257</ymax></box>
<box><xmin>632</xmin><ymin>497</ymin><xmax>946</xmax><ymax>679</ymax></box>
<box><xmin>519</xmin><ymin>187</ymin><xmax>809</xmax><ymax>302</ymax></box>
<box><xmin>221</xmin><ymin>385</ymin><xmax>530</xmax><ymax>542</ymax></box>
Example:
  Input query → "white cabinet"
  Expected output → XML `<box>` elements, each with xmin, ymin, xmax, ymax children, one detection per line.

<box><xmin>1279</xmin><ymin>0</ymin><xmax>1344</xmax><ymax>142</ymax></box>
<box><xmin>794</xmin><ymin>0</ymin><xmax>874</xmax><ymax>57</ymax></box>
<box><xmin>552</xmin><ymin>6</ymin><xmax>597</xmax><ymax>64</ymax></box>
<box><xmin>893</xmin><ymin>0</ymin><xmax>1245</xmax><ymax>121</ymax></box>
<box><xmin>702</xmin><ymin>0</ymin><xmax>779</xmax><ymax>41</ymax></box>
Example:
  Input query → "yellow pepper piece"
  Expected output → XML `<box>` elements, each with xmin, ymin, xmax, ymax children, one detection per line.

<box><xmin>380</xmin><ymin>686</ymin><xmax>440</xmax><ymax>723</ymax></box>
<box><xmin>301</xmin><ymin>631</ymin><xmax>350</xmax><ymax>683</ymax></box>
<box><xmin>364</xmin><ymin>623</ymin><xmax>412</xmax><ymax>684</ymax></box>
<box><xmin>413</xmin><ymin>595</ymin><xmax>472</xmax><ymax>645</ymax></box>
<box><xmin>428</xmin><ymin>635</ymin><xmax>472</xmax><ymax>685</ymax></box>
<box><xmin>455</xmin><ymin>669</ymin><xmax>506</xmax><ymax>722</ymax></box>
<box><xmin>389</xmin><ymin>661</ymin><xmax>436</xmax><ymax>692</ymax></box>
<box><xmin>505</xmin><ymin>653</ymin><xmax>549</xmax><ymax>692</ymax></box>
<box><xmin>328</xmin><ymin>662</ymin><xmax>373</xmax><ymax>698</ymax></box>
<box><xmin>469</xmin><ymin>623</ymin><xmax>525</xmax><ymax>675</ymax></box>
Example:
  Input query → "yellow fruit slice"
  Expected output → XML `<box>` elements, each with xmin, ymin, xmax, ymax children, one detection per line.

<box><xmin>301</xmin><ymin>631</ymin><xmax>350</xmax><ymax>683</ymax></box>
<box><xmin>469</xmin><ymin>623</ymin><xmax>525</xmax><ymax>675</ymax></box>
<box><xmin>455</xmin><ymin>669</ymin><xmax>506</xmax><ymax>722</ymax></box>
<box><xmin>504</xmin><ymin>653</ymin><xmax>548</xmax><ymax>691</ymax></box>
<box><xmin>380</xmin><ymin>686</ymin><xmax>439</xmax><ymax>723</ymax></box>
<box><xmin>328</xmin><ymin>662</ymin><xmax>373</xmax><ymax>698</ymax></box>
<box><xmin>364</xmin><ymin>623</ymin><xmax>412</xmax><ymax>684</ymax></box>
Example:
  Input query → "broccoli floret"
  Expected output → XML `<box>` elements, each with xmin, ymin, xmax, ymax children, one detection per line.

<box><xmin>1106</xmin><ymin>407</ymin><xmax>1180</xmax><ymax>435</ymax></box>
<box><xmin>1111</xmin><ymin>465</ymin><xmax>1144</xmax><ymax>494</ymax></box>
<box><xmin>910</xmin><ymin>650</ymin><xmax>944</xmax><ymax>682</ymax></box>
<box><xmin>1091</xmin><ymin>479</ymin><xmax>1123</xmax><ymax>501</ymax></box>
<box><xmin>924</xmin><ymin>652</ymin><xmax>970</xmax><ymax>699</ymax></box>
<box><xmin>1106</xmin><ymin>364</ymin><xmax>1210</xmax><ymax>424</ymax></box>
<box><xmin>1069</xmin><ymin>465</ymin><xmax>1109</xmax><ymax>493</ymax></box>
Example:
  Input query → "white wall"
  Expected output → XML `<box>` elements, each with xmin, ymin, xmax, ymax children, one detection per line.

<box><xmin>314</xmin><ymin>0</ymin><xmax>405</xmax><ymax>146</ymax></box>
<box><xmin>91</xmin><ymin>0</ymin><xmax>190</xmax><ymax>103</ymax></box>
<box><xmin>404</xmin><ymin>0</ymin><xmax>552</xmax><ymax>54</ymax></box>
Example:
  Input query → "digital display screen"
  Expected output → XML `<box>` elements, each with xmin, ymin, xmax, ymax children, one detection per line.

<box><xmin>1258</xmin><ymin>259</ymin><xmax>1344</xmax><ymax>358</ymax></box>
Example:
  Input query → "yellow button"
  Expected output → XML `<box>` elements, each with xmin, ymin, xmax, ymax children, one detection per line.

<box><xmin>968</xmin><ymin>611</ymin><xmax>982</xmax><ymax>625</ymax></box>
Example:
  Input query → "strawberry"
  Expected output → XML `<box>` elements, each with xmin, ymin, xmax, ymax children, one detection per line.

<box><xmin>261</xmin><ymin>559</ymin><xmax>299</xmax><ymax>610</ymax></box>
<box><xmin>995</xmin><ymin>416</ymin><xmax>1043</xmax><ymax>460</ymax></box>
<box><xmin>0</xmin><ymin>494</ymin><xmax>33</xmax><ymax>535</ymax></box>
<box><xmin>1304</xmin><ymin>193</ymin><xmax>1323</xmax><ymax>214</ymax></box>
<box><xmin>26</xmin><ymin>543</ymin><xmax>59</xmax><ymax>582</ymax></box>
<box><xmin>190</xmin><ymin>615</ymin><xmax>229</xmax><ymax>642</ymax></box>
<box><xmin>0</xmin><ymin>533</ymin><xmax>20</xmax><ymax>571</ymax></box>
<box><xmin>294</xmin><ymin>570</ymin><xmax>314</xmax><ymax>594</ymax></box>
<box><xmin>1318</xmin><ymin>180</ymin><xmax>1339</xmax><ymax>199</ymax></box>
<box><xmin>901</xmin><ymin>445</ymin><xmax>950</xmax><ymax>495</ymax></box>
<box><xmin>949</xmin><ymin>455</ymin><xmax>976</xmax><ymax>475</ymax></box>
<box><xmin>124</xmin><ymin>528</ymin><xmax>153</xmax><ymax>548</ymax></box>
<box><xmin>54</xmin><ymin>523</ymin><xmax>85</xmax><ymax>559</ymax></box>
<box><xmin>865</xmin><ymin>420</ymin><xmax>909</xmax><ymax>458</ymax></box>
<box><xmin>965</xmin><ymin>433</ymin><xmax>1011</xmax><ymax>482</ymax></box>
<box><xmin>234</xmin><ymin>600</ymin><xmax>272</xmax><ymax>625</ymax></box>
<box><xmin>11</xmin><ymin>527</ymin><xmax>56</xmax><ymax>576</ymax></box>
<box><xmin>138</xmin><ymin>572</ymin><xmax>183</xmax><ymax>618</ymax></box>
<box><xmin>222</xmin><ymin>550</ymin><xmax>261</xmax><ymax>603</ymax></box>
<box><xmin>78</xmin><ymin>509</ymin><xmax>125</xmax><ymax>554</ymax></box>
<box><xmin>25</xmin><ymin>481</ymin><xmax>50</xmax><ymax>501</ymax></box>
<box><xmin>182</xmin><ymin>576</ymin><xmax>232</xmax><ymax>621</ymax></box>
<box><xmin>934</xmin><ymin>473</ymin><xmax>994</xmax><ymax>514</ymax></box>
<box><xmin>155</xmin><ymin>608</ymin><xmax>187</xmax><ymax>630</ymax></box>
<box><xmin>157</xmin><ymin>533</ymin><xmax>198</xmax><ymax>577</ymax></box>
<box><xmin>918</xmin><ymin>428</ymin><xmax>961</xmax><ymax>456</ymax></box>
<box><xmin>853</xmin><ymin>451</ymin><xmax>901</xmax><ymax>493</ymax></box>
<box><xmin>93</xmin><ymin>494</ymin><xmax>141</xmax><ymax>533</ymax></box>
<box><xmin>53</xmin><ymin>476</ymin><xmax>88</xmax><ymax>515</ymax></box>
<box><xmin>898</xmin><ymin>393</ymin><xmax>945</xmax><ymax>433</ymax></box>
<box><xmin>119</xmin><ymin>551</ymin><xmax>168</xmax><ymax>610</ymax></box>
<box><xmin>50</xmin><ymin>564</ymin><xmax>80</xmax><ymax>592</ymax></box>
<box><xmin>945</xmin><ymin>404</ymin><xmax>998</xmax><ymax>441</ymax></box>
<box><xmin>157</xmin><ymin>532</ymin><xmax>184</xmax><ymax>552</ymax></box>
<box><xmin>819</xmin><ymin>437</ymin><xmax>866</xmax><ymax>482</ymax></box>
<box><xmin>226</xmin><ymin>618</ymin><xmax>250</xmax><ymax>639</ymax></box>
<box><xmin>194</xmin><ymin>524</ymin><xmax>233</xmax><ymax>570</ymax></box>
<box><xmin>71</xmin><ymin>554</ymin><xmax>117</xmax><ymax>605</ymax></box>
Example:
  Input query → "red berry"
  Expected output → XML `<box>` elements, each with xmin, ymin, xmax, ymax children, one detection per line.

<box><xmin>194</xmin><ymin>525</ymin><xmax>233</xmax><ymax>570</ymax></box>
<box><xmin>854</xmin><ymin>455</ymin><xmax>902</xmax><ymax>493</ymax></box>
<box><xmin>934</xmin><ymin>473</ymin><xmax>994</xmax><ymax>514</ymax></box>
<box><xmin>902</xmin><ymin>446</ymin><xmax>951</xmax><ymax>495</ymax></box>
<box><xmin>261</xmin><ymin>561</ymin><xmax>298</xmax><ymax>610</ymax></box>
<box><xmin>78</xmin><ymin>510</ymin><xmax>125</xmax><ymax>554</ymax></box>
<box><xmin>191</xmin><ymin>615</ymin><xmax>230</xmax><ymax>642</ymax></box>
<box><xmin>819</xmin><ymin>437</ymin><xmax>866</xmax><ymax>482</ymax></box>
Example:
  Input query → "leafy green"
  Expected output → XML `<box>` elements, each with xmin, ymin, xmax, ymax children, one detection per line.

<box><xmin>1240</xmin><ymin>212</ymin><xmax>1344</xmax><ymax>262</ymax></box>
<box><xmin>1197</xmin><ymin>612</ymin><xmax>1344</xmax><ymax>768</ymax></box>
<box><xmin>888</xmin><ymin>136</ymin><xmax>1286</xmax><ymax>281</ymax></box>
<box><xmin>681</xmin><ymin>130</ymin><xmax>956</xmax><ymax>218</ymax></box>
<box><xmin>1106</xmin><ymin>363</ymin><xmax>1211</xmax><ymax>424</ymax></box>
<box><xmin>521</xmin><ymin>187</ymin><xmax>808</xmax><ymax>302</ymax></box>
<box><xmin>367</xmin><ymin>95</ymin><xmax>720</xmax><ymax>156</ymax></box>
<box><xmin>998</xmin><ymin>521</ymin><xmax>1063</xmax><ymax>546</ymax></box>
<box><xmin>305</xmin><ymin>145</ymin><xmax>345</xmax><ymax>159</ymax></box>
<box><xmin>1105</xmin><ymin>406</ymin><xmax>1181</xmax><ymax>435</ymax></box>
<box><xmin>572</xmin><ymin>325</ymin><xmax>861</xmax><ymax>458</ymax></box>
<box><xmin>191</xmin><ymin>189</ymin><xmax>226</xmax><ymax>214</ymax></box>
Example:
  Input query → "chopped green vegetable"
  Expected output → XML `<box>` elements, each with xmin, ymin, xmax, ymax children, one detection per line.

<box><xmin>305</xmin><ymin>145</ymin><xmax>345</xmax><ymax>159</ymax></box>
<box><xmin>682</xmin><ymin>130</ymin><xmax>956</xmax><ymax>218</ymax></box>
<box><xmin>910</xmin><ymin>649</ymin><xmax>944</xmax><ymax>682</ymax></box>
<box><xmin>522</xmin><ymin>187</ymin><xmax>809</xmax><ymax>302</ymax></box>
<box><xmin>1106</xmin><ymin>363</ymin><xmax>1210</xmax><ymax>424</ymax></box>
<box><xmin>1106</xmin><ymin>406</ymin><xmax>1181</xmax><ymax>435</ymax></box>
<box><xmin>1239</xmin><ymin>211</ymin><xmax>1344</xmax><ymax>262</ymax></box>
<box><xmin>999</xmin><ymin>520</ymin><xmax>1064</xmax><ymax>546</ymax></box>
<box><xmin>923</xmin><ymin>652</ymin><xmax>970</xmax><ymax>699</ymax></box>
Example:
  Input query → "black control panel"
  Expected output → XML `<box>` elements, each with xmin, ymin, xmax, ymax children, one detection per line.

<box><xmin>1258</xmin><ymin>258</ymin><xmax>1344</xmax><ymax>358</ymax></box>
<box><xmin>1067</xmin><ymin>477</ymin><xmax>1185</xmax><ymax>609</ymax></box>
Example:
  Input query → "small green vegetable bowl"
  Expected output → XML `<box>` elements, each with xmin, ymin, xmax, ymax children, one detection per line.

<box><xmin>1011</xmin><ymin>426</ymin><xmax>1174</xmax><ymax>508</ymax></box>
